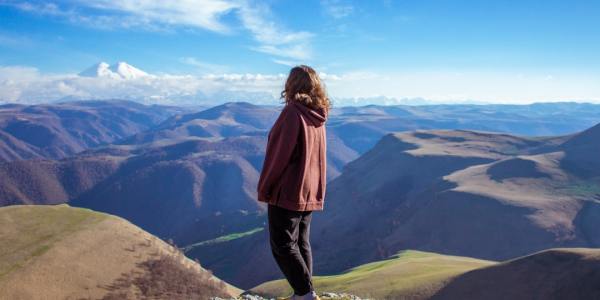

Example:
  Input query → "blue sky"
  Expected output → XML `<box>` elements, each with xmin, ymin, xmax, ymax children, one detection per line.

<box><xmin>1</xmin><ymin>0</ymin><xmax>599</xmax><ymax>105</ymax></box>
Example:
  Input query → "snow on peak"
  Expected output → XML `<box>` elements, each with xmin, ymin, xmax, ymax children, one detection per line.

<box><xmin>111</xmin><ymin>61</ymin><xmax>148</xmax><ymax>79</ymax></box>
<box><xmin>79</xmin><ymin>61</ymin><xmax>149</xmax><ymax>79</ymax></box>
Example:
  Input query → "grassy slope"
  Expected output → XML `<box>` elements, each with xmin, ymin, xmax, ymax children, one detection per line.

<box><xmin>0</xmin><ymin>204</ymin><xmax>106</xmax><ymax>279</ymax></box>
<box><xmin>0</xmin><ymin>205</ymin><xmax>242</xmax><ymax>299</ymax></box>
<box><xmin>182</xmin><ymin>227</ymin><xmax>264</xmax><ymax>253</ymax></box>
<box><xmin>431</xmin><ymin>248</ymin><xmax>600</xmax><ymax>300</ymax></box>
<box><xmin>251</xmin><ymin>250</ymin><xmax>494</xmax><ymax>300</ymax></box>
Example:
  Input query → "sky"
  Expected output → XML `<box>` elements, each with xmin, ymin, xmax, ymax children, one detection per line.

<box><xmin>1</xmin><ymin>0</ymin><xmax>600</xmax><ymax>105</ymax></box>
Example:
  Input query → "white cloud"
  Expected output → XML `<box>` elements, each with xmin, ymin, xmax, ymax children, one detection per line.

<box><xmin>272</xmin><ymin>59</ymin><xmax>298</xmax><ymax>67</ymax></box>
<box><xmin>236</xmin><ymin>1</ymin><xmax>313</xmax><ymax>60</ymax></box>
<box><xmin>3</xmin><ymin>0</ymin><xmax>313</xmax><ymax>60</ymax></box>
<box><xmin>80</xmin><ymin>0</ymin><xmax>238</xmax><ymax>33</ymax></box>
<box><xmin>324</xmin><ymin>70</ymin><xmax>600</xmax><ymax>104</ymax></box>
<box><xmin>2</xmin><ymin>65</ymin><xmax>598</xmax><ymax>106</ymax></box>
<box><xmin>0</xmin><ymin>65</ymin><xmax>289</xmax><ymax>105</ymax></box>
<box><xmin>321</xmin><ymin>0</ymin><xmax>354</xmax><ymax>19</ymax></box>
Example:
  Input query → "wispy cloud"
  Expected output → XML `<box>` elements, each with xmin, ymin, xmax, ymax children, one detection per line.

<box><xmin>321</xmin><ymin>0</ymin><xmax>354</xmax><ymax>19</ymax></box>
<box><xmin>3</xmin><ymin>0</ymin><xmax>313</xmax><ymax>60</ymax></box>
<box><xmin>236</xmin><ymin>1</ymin><xmax>313</xmax><ymax>60</ymax></box>
<box><xmin>79</xmin><ymin>0</ymin><xmax>238</xmax><ymax>33</ymax></box>
<box><xmin>179</xmin><ymin>57</ymin><xmax>230</xmax><ymax>74</ymax></box>
<box><xmin>272</xmin><ymin>59</ymin><xmax>299</xmax><ymax>67</ymax></box>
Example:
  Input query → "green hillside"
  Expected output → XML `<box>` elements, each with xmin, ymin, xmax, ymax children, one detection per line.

<box><xmin>0</xmin><ymin>204</ymin><xmax>107</xmax><ymax>279</ymax></box>
<box><xmin>250</xmin><ymin>250</ymin><xmax>494</xmax><ymax>300</ymax></box>
<box><xmin>0</xmin><ymin>205</ymin><xmax>240</xmax><ymax>299</ymax></box>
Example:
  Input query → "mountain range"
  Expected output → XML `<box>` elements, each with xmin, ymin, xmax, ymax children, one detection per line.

<box><xmin>310</xmin><ymin>124</ymin><xmax>600</xmax><ymax>274</ymax></box>
<box><xmin>0</xmin><ymin>99</ymin><xmax>599</xmax><ymax>290</ymax></box>
<box><xmin>0</xmin><ymin>100</ymin><xmax>188</xmax><ymax>161</ymax></box>
<box><xmin>183</xmin><ymin>123</ymin><xmax>600</xmax><ymax>288</ymax></box>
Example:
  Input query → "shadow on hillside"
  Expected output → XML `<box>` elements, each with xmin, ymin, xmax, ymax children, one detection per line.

<box><xmin>99</xmin><ymin>246</ymin><xmax>229</xmax><ymax>300</ymax></box>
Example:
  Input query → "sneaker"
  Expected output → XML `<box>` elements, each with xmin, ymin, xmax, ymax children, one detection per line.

<box><xmin>292</xmin><ymin>291</ymin><xmax>319</xmax><ymax>300</ymax></box>
<box><xmin>312</xmin><ymin>291</ymin><xmax>321</xmax><ymax>300</ymax></box>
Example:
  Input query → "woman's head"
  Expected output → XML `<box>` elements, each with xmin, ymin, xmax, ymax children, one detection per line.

<box><xmin>281</xmin><ymin>65</ymin><xmax>331</xmax><ymax>111</ymax></box>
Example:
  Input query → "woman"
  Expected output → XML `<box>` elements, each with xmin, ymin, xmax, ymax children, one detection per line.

<box><xmin>257</xmin><ymin>65</ymin><xmax>330</xmax><ymax>300</ymax></box>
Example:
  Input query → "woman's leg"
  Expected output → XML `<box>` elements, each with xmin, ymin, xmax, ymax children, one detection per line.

<box><xmin>298</xmin><ymin>211</ymin><xmax>313</xmax><ymax>276</ymax></box>
<box><xmin>268</xmin><ymin>204</ymin><xmax>313</xmax><ymax>296</ymax></box>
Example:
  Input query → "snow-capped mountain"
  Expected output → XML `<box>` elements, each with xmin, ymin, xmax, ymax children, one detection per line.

<box><xmin>79</xmin><ymin>62</ymin><xmax>149</xmax><ymax>79</ymax></box>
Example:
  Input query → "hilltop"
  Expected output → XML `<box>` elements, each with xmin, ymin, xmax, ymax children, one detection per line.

<box><xmin>251</xmin><ymin>250</ymin><xmax>493</xmax><ymax>300</ymax></box>
<box><xmin>0</xmin><ymin>205</ymin><xmax>241</xmax><ymax>299</ymax></box>
<box><xmin>432</xmin><ymin>248</ymin><xmax>600</xmax><ymax>299</ymax></box>
<box><xmin>250</xmin><ymin>248</ymin><xmax>600</xmax><ymax>300</ymax></box>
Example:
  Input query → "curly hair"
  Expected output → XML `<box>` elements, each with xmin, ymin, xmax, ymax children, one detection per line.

<box><xmin>281</xmin><ymin>65</ymin><xmax>331</xmax><ymax>111</ymax></box>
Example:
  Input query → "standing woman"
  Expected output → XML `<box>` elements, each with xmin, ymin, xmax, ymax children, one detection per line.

<box><xmin>257</xmin><ymin>65</ymin><xmax>329</xmax><ymax>300</ymax></box>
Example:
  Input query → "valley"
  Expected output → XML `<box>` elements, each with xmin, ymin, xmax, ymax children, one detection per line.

<box><xmin>1</xmin><ymin>100</ymin><xmax>599</xmax><ymax>292</ymax></box>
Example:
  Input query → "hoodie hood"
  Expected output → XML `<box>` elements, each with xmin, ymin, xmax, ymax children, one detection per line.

<box><xmin>290</xmin><ymin>101</ymin><xmax>328</xmax><ymax>127</ymax></box>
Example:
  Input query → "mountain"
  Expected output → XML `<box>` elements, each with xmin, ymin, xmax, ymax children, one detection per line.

<box><xmin>116</xmin><ymin>101</ymin><xmax>600</xmax><ymax>180</ymax></box>
<box><xmin>251</xmin><ymin>248</ymin><xmax>600</xmax><ymax>300</ymax></box>
<box><xmin>432</xmin><ymin>248</ymin><xmax>600</xmax><ymax>300</ymax></box>
<box><xmin>2</xmin><ymin>100</ymin><xmax>599</xmax><ymax>169</ymax></box>
<box><xmin>0</xmin><ymin>100</ymin><xmax>186</xmax><ymax>161</ymax></box>
<box><xmin>310</xmin><ymin>123</ymin><xmax>600</xmax><ymax>275</ymax></box>
<box><xmin>151</xmin><ymin>119</ymin><xmax>592</xmax><ymax>287</ymax></box>
<box><xmin>0</xmin><ymin>133</ymin><xmax>268</xmax><ymax>240</ymax></box>
<box><xmin>0</xmin><ymin>204</ymin><xmax>241</xmax><ymax>299</ymax></box>
<box><xmin>70</xmin><ymin>135</ymin><xmax>267</xmax><ymax>240</ymax></box>
<box><xmin>2</xmin><ymin>101</ymin><xmax>600</xmax><ymax>289</ymax></box>
<box><xmin>322</xmin><ymin>102</ymin><xmax>600</xmax><ymax>175</ymax></box>
<box><xmin>0</xmin><ymin>105</ymin><xmax>276</xmax><ymax>255</ymax></box>
<box><xmin>4</xmin><ymin>204</ymin><xmax>597</xmax><ymax>299</ymax></box>
<box><xmin>251</xmin><ymin>250</ymin><xmax>493</xmax><ymax>299</ymax></box>
<box><xmin>193</xmin><ymin>129</ymin><xmax>559</xmax><ymax>288</ymax></box>
<box><xmin>119</xmin><ymin>101</ymin><xmax>357</xmax><ymax>180</ymax></box>
<box><xmin>120</xmin><ymin>102</ymin><xmax>280</xmax><ymax>143</ymax></box>
<box><xmin>79</xmin><ymin>62</ymin><xmax>149</xmax><ymax>79</ymax></box>
<box><xmin>0</xmin><ymin>155</ymin><xmax>121</xmax><ymax>206</ymax></box>
<box><xmin>0</xmin><ymin>103</ymin><xmax>353</xmax><ymax>288</ymax></box>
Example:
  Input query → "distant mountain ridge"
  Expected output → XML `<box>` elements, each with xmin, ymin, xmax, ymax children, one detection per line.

<box><xmin>0</xmin><ymin>100</ymin><xmax>185</xmax><ymax>161</ymax></box>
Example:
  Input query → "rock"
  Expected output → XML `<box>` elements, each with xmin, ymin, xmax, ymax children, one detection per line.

<box><xmin>213</xmin><ymin>291</ymin><xmax>369</xmax><ymax>300</ymax></box>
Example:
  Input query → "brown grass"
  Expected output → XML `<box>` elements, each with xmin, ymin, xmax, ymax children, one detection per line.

<box><xmin>103</xmin><ymin>251</ymin><xmax>229</xmax><ymax>300</ymax></box>
<box><xmin>0</xmin><ymin>205</ymin><xmax>240</xmax><ymax>300</ymax></box>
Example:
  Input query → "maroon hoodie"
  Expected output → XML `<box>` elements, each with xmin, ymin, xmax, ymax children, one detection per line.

<box><xmin>257</xmin><ymin>101</ymin><xmax>328</xmax><ymax>211</ymax></box>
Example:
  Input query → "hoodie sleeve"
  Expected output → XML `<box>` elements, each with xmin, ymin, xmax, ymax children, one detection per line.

<box><xmin>257</xmin><ymin>105</ymin><xmax>301</xmax><ymax>202</ymax></box>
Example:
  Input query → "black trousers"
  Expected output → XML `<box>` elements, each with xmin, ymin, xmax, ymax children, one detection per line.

<box><xmin>268</xmin><ymin>204</ymin><xmax>314</xmax><ymax>296</ymax></box>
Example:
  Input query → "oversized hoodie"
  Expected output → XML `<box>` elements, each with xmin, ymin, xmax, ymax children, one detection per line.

<box><xmin>257</xmin><ymin>100</ymin><xmax>328</xmax><ymax>211</ymax></box>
